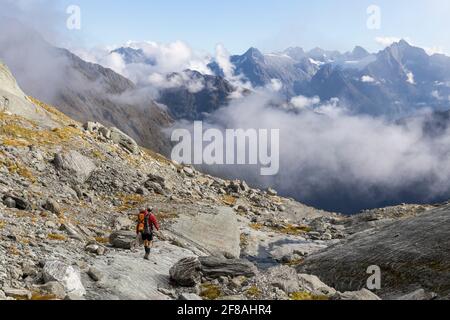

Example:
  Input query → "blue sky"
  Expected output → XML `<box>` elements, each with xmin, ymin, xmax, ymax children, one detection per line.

<box><xmin>54</xmin><ymin>0</ymin><xmax>450</xmax><ymax>55</ymax></box>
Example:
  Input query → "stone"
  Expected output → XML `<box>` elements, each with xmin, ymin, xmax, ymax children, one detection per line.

<box><xmin>147</xmin><ymin>173</ymin><xmax>166</xmax><ymax>186</ymax></box>
<box><xmin>83</xmin><ymin>121</ymin><xmax>104</xmax><ymax>133</ymax></box>
<box><xmin>65</xmin><ymin>293</ymin><xmax>86</xmax><ymax>300</ymax></box>
<box><xmin>145</xmin><ymin>181</ymin><xmax>165</xmax><ymax>195</ymax></box>
<box><xmin>170</xmin><ymin>257</ymin><xmax>202</xmax><ymax>287</ymax></box>
<box><xmin>230</xmin><ymin>276</ymin><xmax>247</xmax><ymax>289</ymax></box>
<box><xmin>61</xmin><ymin>222</ymin><xmax>83</xmax><ymax>241</ymax></box>
<box><xmin>179</xmin><ymin>293</ymin><xmax>203</xmax><ymax>300</ymax></box>
<box><xmin>110</xmin><ymin>127</ymin><xmax>139</xmax><ymax>154</ymax></box>
<box><xmin>22</xmin><ymin>261</ymin><xmax>37</xmax><ymax>278</ymax></box>
<box><xmin>3</xmin><ymin>197</ymin><xmax>16</xmax><ymax>208</ymax></box>
<box><xmin>335</xmin><ymin>289</ymin><xmax>381</xmax><ymax>300</ymax></box>
<box><xmin>297</xmin><ymin>273</ymin><xmax>337</xmax><ymax>296</ymax></box>
<box><xmin>53</xmin><ymin>150</ymin><xmax>97</xmax><ymax>183</ymax></box>
<box><xmin>158</xmin><ymin>287</ymin><xmax>176</xmax><ymax>298</ymax></box>
<box><xmin>199</xmin><ymin>256</ymin><xmax>257</xmax><ymax>279</ymax></box>
<box><xmin>183</xmin><ymin>167</ymin><xmax>195</xmax><ymax>177</ymax></box>
<box><xmin>3</xmin><ymin>288</ymin><xmax>32</xmax><ymax>300</ymax></box>
<box><xmin>267</xmin><ymin>188</ymin><xmax>278</xmax><ymax>196</ymax></box>
<box><xmin>109</xmin><ymin>230</ymin><xmax>138</xmax><ymax>249</ymax></box>
<box><xmin>87</xmin><ymin>267</ymin><xmax>104</xmax><ymax>282</ymax></box>
<box><xmin>43</xmin><ymin>199</ymin><xmax>62</xmax><ymax>216</ymax></box>
<box><xmin>168</xmin><ymin>206</ymin><xmax>241</xmax><ymax>258</ymax></box>
<box><xmin>36</xmin><ymin>281</ymin><xmax>66</xmax><ymax>300</ymax></box>
<box><xmin>396</xmin><ymin>289</ymin><xmax>437</xmax><ymax>300</ymax></box>
<box><xmin>98</xmin><ymin>127</ymin><xmax>111</xmax><ymax>140</ymax></box>
<box><xmin>135</xmin><ymin>187</ymin><xmax>149</xmax><ymax>196</ymax></box>
<box><xmin>3</xmin><ymin>195</ymin><xmax>30</xmax><ymax>210</ymax></box>
<box><xmin>45</xmin><ymin>220</ymin><xmax>58</xmax><ymax>229</ymax></box>
<box><xmin>113</xmin><ymin>216</ymin><xmax>133</xmax><ymax>231</ymax></box>
<box><xmin>43</xmin><ymin>260</ymin><xmax>86</xmax><ymax>296</ymax></box>
<box><xmin>85</xmin><ymin>244</ymin><xmax>100</xmax><ymax>254</ymax></box>
<box><xmin>269</xmin><ymin>266</ymin><xmax>300</xmax><ymax>294</ymax></box>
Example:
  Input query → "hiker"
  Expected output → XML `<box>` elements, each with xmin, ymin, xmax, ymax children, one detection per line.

<box><xmin>136</xmin><ymin>207</ymin><xmax>160</xmax><ymax>260</ymax></box>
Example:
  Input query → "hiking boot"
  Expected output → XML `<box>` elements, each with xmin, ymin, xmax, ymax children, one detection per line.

<box><xmin>144</xmin><ymin>247</ymin><xmax>150</xmax><ymax>260</ymax></box>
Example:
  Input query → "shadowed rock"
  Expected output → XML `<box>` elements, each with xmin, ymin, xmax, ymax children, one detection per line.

<box><xmin>299</xmin><ymin>206</ymin><xmax>450</xmax><ymax>299</ymax></box>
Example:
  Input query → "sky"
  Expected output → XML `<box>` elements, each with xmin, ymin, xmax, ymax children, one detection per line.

<box><xmin>48</xmin><ymin>0</ymin><xmax>450</xmax><ymax>55</ymax></box>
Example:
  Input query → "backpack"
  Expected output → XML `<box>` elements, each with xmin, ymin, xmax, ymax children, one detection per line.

<box><xmin>137</xmin><ymin>212</ymin><xmax>153</xmax><ymax>235</ymax></box>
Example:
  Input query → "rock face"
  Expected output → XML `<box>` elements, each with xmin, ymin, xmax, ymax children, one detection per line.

<box><xmin>43</xmin><ymin>261</ymin><xmax>86</xmax><ymax>297</ymax></box>
<box><xmin>299</xmin><ymin>206</ymin><xmax>450</xmax><ymax>299</ymax></box>
<box><xmin>169</xmin><ymin>257</ymin><xmax>202</xmax><ymax>287</ymax></box>
<box><xmin>168</xmin><ymin>207</ymin><xmax>241</xmax><ymax>258</ymax></box>
<box><xmin>53</xmin><ymin>150</ymin><xmax>97</xmax><ymax>183</ymax></box>
<box><xmin>0</xmin><ymin>61</ymin><xmax>56</xmax><ymax>127</ymax></box>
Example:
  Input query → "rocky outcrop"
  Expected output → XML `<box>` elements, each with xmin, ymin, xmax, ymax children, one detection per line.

<box><xmin>199</xmin><ymin>256</ymin><xmax>258</xmax><ymax>279</ymax></box>
<box><xmin>299</xmin><ymin>206</ymin><xmax>450</xmax><ymax>299</ymax></box>
<box><xmin>43</xmin><ymin>260</ymin><xmax>86</xmax><ymax>297</ymax></box>
<box><xmin>168</xmin><ymin>207</ymin><xmax>241</xmax><ymax>258</ymax></box>
<box><xmin>170</xmin><ymin>257</ymin><xmax>202</xmax><ymax>287</ymax></box>
<box><xmin>53</xmin><ymin>150</ymin><xmax>97</xmax><ymax>183</ymax></box>
<box><xmin>0</xmin><ymin>61</ymin><xmax>56</xmax><ymax>127</ymax></box>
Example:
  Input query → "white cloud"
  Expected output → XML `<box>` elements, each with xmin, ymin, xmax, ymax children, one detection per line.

<box><xmin>268</xmin><ymin>79</ymin><xmax>283</xmax><ymax>92</ymax></box>
<box><xmin>375</xmin><ymin>36</ymin><xmax>404</xmax><ymax>48</ymax></box>
<box><xmin>289</xmin><ymin>95</ymin><xmax>320</xmax><ymax>110</ymax></box>
<box><xmin>361</xmin><ymin>75</ymin><xmax>375</xmax><ymax>83</ymax></box>
<box><xmin>215</xmin><ymin>44</ymin><xmax>234</xmax><ymax>79</ymax></box>
<box><xmin>406</xmin><ymin>71</ymin><xmax>416</xmax><ymax>85</ymax></box>
<box><xmin>193</xmin><ymin>88</ymin><xmax>450</xmax><ymax>213</ymax></box>
<box><xmin>432</xmin><ymin>90</ymin><xmax>441</xmax><ymax>100</ymax></box>
<box><xmin>424</xmin><ymin>46</ymin><xmax>445</xmax><ymax>56</ymax></box>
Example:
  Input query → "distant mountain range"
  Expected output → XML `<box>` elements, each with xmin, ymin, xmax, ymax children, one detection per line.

<box><xmin>3</xmin><ymin>18</ymin><xmax>450</xmax><ymax>157</ymax></box>
<box><xmin>207</xmin><ymin>40</ymin><xmax>450</xmax><ymax>118</ymax></box>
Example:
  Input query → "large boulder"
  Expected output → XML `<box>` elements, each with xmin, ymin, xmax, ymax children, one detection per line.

<box><xmin>199</xmin><ymin>256</ymin><xmax>258</xmax><ymax>279</ymax></box>
<box><xmin>299</xmin><ymin>205</ymin><xmax>450</xmax><ymax>299</ymax></box>
<box><xmin>268</xmin><ymin>266</ymin><xmax>300</xmax><ymax>294</ymax></box>
<box><xmin>53</xmin><ymin>150</ymin><xmax>96</xmax><ymax>183</ymax></box>
<box><xmin>297</xmin><ymin>273</ymin><xmax>337</xmax><ymax>296</ymax></box>
<box><xmin>168</xmin><ymin>207</ymin><xmax>241</xmax><ymax>258</ymax></box>
<box><xmin>43</xmin><ymin>260</ymin><xmax>86</xmax><ymax>297</ymax></box>
<box><xmin>169</xmin><ymin>257</ymin><xmax>202</xmax><ymax>287</ymax></box>
<box><xmin>110</xmin><ymin>127</ymin><xmax>139</xmax><ymax>154</ymax></box>
<box><xmin>109</xmin><ymin>230</ymin><xmax>138</xmax><ymax>249</ymax></box>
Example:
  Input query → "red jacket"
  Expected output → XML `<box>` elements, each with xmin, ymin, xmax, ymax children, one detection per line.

<box><xmin>136</xmin><ymin>211</ymin><xmax>160</xmax><ymax>234</ymax></box>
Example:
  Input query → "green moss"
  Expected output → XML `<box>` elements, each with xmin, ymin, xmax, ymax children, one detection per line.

<box><xmin>270</xmin><ymin>224</ymin><xmax>311</xmax><ymax>236</ymax></box>
<box><xmin>290</xmin><ymin>291</ymin><xmax>329</xmax><ymax>300</ymax></box>
<box><xmin>200</xmin><ymin>283</ymin><xmax>222</xmax><ymax>300</ymax></box>
<box><xmin>245</xmin><ymin>286</ymin><xmax>262</xmax><ymax>298</ymax></box>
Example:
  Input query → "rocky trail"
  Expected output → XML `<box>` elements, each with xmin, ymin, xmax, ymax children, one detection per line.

<box><xmin>0</xmin><ymin>61</ymin><xmax>449</xmax><ymax>301</ymax></box>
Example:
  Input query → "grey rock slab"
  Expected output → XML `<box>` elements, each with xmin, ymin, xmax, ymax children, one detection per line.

<box><xmin>53</xmin><ymin>150</ymin><xmax>96</xmax><ymax>184</ymax></box>
<box><xmin>299</xmin><ymin>206</ymin><xmax>450</xmax><ymax>299</ymax></box>
<box><xmin>88</xmin><ymin>241</ymin><xmax>195</xmax><ymax>300</ymax></box>
<box><xmin>168</xmin><ymin>206</ymin><xmax>241</xmax><ymax>258</ymax></box>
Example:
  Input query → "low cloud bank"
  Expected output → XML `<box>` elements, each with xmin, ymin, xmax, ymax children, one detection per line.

<box><xmin>188</xmin><ymin>89</ymin><xmax>450</xmax><ymax>214</ymax></box>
